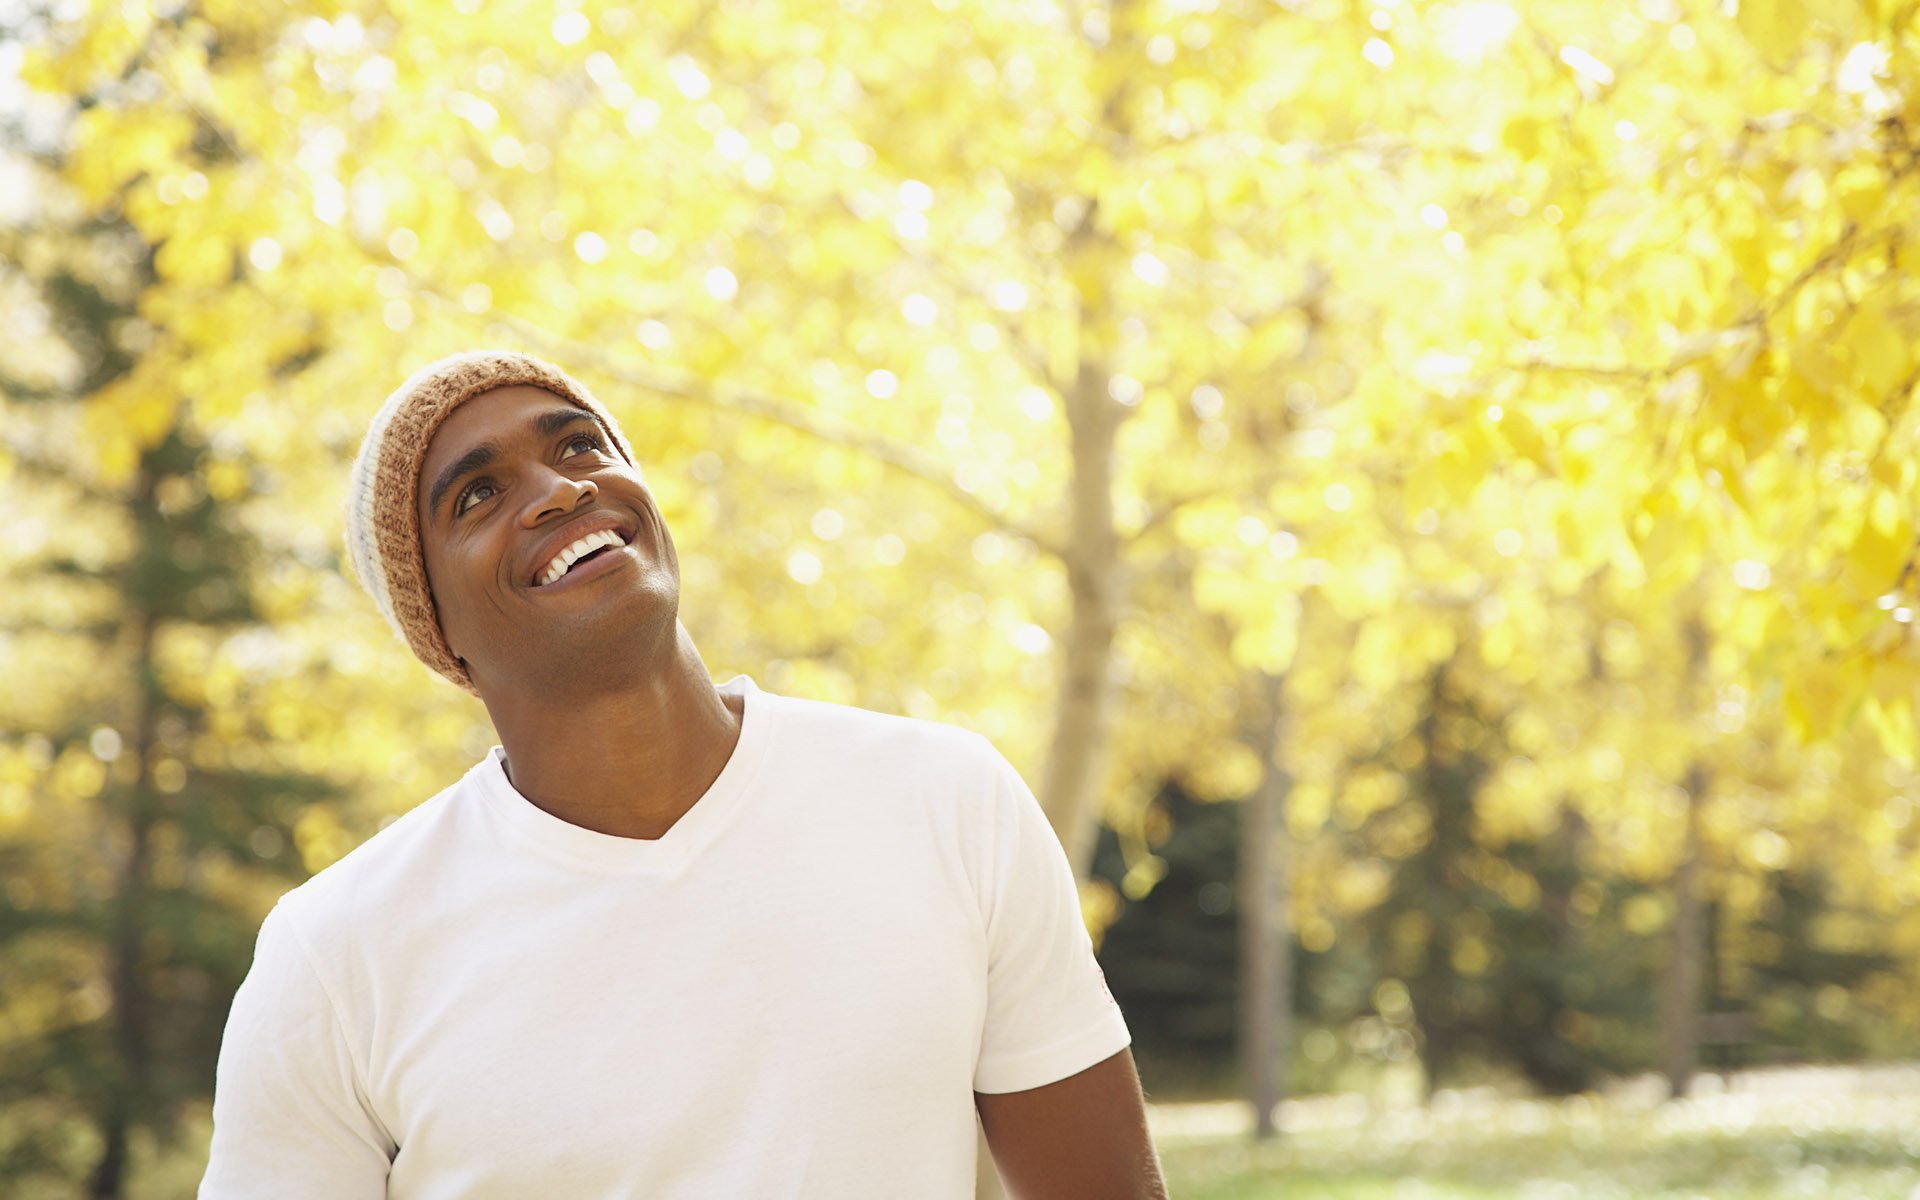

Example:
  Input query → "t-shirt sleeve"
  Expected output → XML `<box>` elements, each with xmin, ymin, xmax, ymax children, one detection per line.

<box><xmin>199</xmin><ymin>901</ymin><xmax>394</xmax><ymax>1200</ymax></box>
<box><xmin>971</xmin><ymin>745</ymin><xmax>1132</xmax><ymax>1095</ymax></box>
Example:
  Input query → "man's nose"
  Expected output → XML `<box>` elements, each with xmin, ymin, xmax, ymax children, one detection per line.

<box><xmin>521</xmin><ymin>470</ymin><xmax>597</xmax><ymax>526</ymax></box>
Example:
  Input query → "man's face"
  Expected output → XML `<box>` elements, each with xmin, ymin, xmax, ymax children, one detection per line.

<box><xmin>416</xmin><ymin>384</ymin><xmax>678</xmax><ymax>689</ymax></box>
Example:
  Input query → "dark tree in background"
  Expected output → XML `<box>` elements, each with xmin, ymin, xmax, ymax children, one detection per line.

<box><xmin>1091</xmin><ymin>783</ymin><xmax>1243</xmax><ymax>1088</ymax></box>
<box><xmin>1356</xmin><ymin>664</ymin><xmax>1654</xmax><ymax>1095</ymax></box>
<box><xmin>1743</xmin><ymin>869</ymin><xmax>1896</xmax><ymax>1065</ymax></box>
<box><xmin>0</xmin><ymin>45</ymin><xmax>330</xmax><ymax>1196</ymax></box>
<box><xmin>1090</xmin><ymin>651</ymin><xmax>1910</xmax><ymax>1106</ymax></box>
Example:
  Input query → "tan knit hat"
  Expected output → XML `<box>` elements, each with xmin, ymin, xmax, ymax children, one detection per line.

<box><xmin>345</xmin><ymin>350</ymin><xmax>639</xmax><ymax>693</ymax></box>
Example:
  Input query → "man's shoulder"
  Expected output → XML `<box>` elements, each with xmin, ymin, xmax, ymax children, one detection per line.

<box><xmin>764</xmin><ymin>689</ymin><xmax>1003</xmax><ymax>772</ymax></box>
<box><xmin>271</xmin><ymin>770</ymin><xmax>479</xmax><ymax>935</ymax></box>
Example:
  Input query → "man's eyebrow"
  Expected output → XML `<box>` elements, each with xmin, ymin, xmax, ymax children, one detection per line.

<box><xmin>425</xmin><ymin>409</ymin><xmax>605</xmax><ymax>522</ymax></box>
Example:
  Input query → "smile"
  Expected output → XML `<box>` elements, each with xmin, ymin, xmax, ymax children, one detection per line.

<box><xmin>534</xmin><ymin>529</ymin><xmax>628</xmax><ymax>587</ymax></box>
<box><xmin>528</xmin><ymin>537</ymin><xmax>635</xmax><ymax>593</ymax></box>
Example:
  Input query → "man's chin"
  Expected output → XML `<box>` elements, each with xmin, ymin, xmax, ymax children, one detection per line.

<box><xmin>483</xmin><ymin>594</ymin><xmax>679</xmax><ymax>691</ymax></box>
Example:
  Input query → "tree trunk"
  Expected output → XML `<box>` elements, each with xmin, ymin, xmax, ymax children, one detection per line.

<box><xmin>1661</xmin><ymin>762</ymin><xmax>1708</xmax><ymax>1100</ymax></box>
<box><xmin>1239</xmin><ymin>671</ymin><xmax>1290</xmax><ymax>1139</ymax></box>
<box><xmin>1662</xmin><ymin>617</ymin><xmax>1711</xmax><ymax>1101</ymax></box>
<box><xmin>92</xmin><ymin>468</ymin><xmax>162</xmax><ymax>1199</ymax></box>
<box><xmin>1039</xmin><ymin>353</ymin><xmax>1123</xmax><ymax>879</ymax></box>
<box><xmin>87</xmin><ymin>1113</ymin><xmax>127</xmax><ymax>1200</ymax></box>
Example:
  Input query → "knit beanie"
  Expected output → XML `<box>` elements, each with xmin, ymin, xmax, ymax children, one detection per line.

<box><xmin>344</xmin><ymin>350</ymin><xmax>639</xmax><ymax>693</ymax></box>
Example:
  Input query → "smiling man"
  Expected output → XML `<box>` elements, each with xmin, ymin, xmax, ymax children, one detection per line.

<box><xmin>199</xmin><ymin>351</ymin><xmax>1166</xmax><ymax>1199</ymax></box>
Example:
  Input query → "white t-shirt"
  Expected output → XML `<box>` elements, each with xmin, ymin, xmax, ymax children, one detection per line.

<box><xmin>200</xmin><ymin>676</ymin><xmax>1129</xmax><ymax>1199</ymax></box>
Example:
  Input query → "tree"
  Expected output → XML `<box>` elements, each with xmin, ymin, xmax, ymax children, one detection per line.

<box><xmin>0</xmin><ymin>212</ymin><xmax>333</xmax><ymax>1199</ymax></box>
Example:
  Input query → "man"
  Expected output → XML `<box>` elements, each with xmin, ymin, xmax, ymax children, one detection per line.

<box><xmin>201</xmin><ymin>350</ymin><xmax>1166</xmax><ymax>1199</ymax></box>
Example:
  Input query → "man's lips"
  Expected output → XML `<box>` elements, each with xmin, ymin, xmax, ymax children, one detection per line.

<box><xmin>523</xmin><ymin>512</ymin><xmax>637</xmax><ymax>589</ymax></box>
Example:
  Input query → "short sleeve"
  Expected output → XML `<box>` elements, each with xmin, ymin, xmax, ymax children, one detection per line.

<box><xmin>972</xmin><ymin>747</ymin><xmax>1132</xmax><ymax>1094</ymax></box>
<box><xmin>200</xmin><ymin>903</ymin><xmax>394</xmax><ymax>1200</ymax></box>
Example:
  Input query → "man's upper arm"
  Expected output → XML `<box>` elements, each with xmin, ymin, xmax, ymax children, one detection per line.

<box><xmin>971</xmin><ymin>745</ymin><xmax>1132</xmax><ymax>1094</ymax></box>
<box><xmin>975</xmin><ymin>1048</ymin><xmax>1166</xmax><ymax>1200</ymax></box>
<box><xmin>968</xmin><ymin>744</ymin><xmax>1159</xmax><ymax>1194</ymax></box>
<box><xmin>200</xmin><ymin>903</ymin><xmax>392</xmax><ymax>1200</ymax></box>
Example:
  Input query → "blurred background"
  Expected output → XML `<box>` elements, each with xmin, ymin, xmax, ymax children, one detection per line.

<box><xmin>4</xmin><ymin>0</ymin><xmax>1920</xmax><ymax>1196</ymax></box>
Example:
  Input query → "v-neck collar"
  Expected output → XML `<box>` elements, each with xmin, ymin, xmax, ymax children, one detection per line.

<box><xmin>466</xmin><ymin>675</ymin><xmax>775</xmax><ymax>875</ymax></box>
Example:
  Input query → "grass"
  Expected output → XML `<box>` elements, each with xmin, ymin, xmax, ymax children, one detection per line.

<box><xmin>1153</xmin><ymin>1064</ymin><xmax>1920</xmax><ymax>1199</ymax></box>
<box><xmin>12</xmin><ymin>1063</ymin><xmax>1920</xmax><ymax>1197</ymax></box>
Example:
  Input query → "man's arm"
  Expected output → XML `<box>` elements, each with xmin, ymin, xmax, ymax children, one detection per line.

<box><xmin>975</xmin><ymin>1048</ymin><xmax>1167</xmax><ymax>1200</ymax></box>
<box><xmin>200</xmin><ymin>904</ymin><xmax>392</xmax><ymax>1199</ymax></box>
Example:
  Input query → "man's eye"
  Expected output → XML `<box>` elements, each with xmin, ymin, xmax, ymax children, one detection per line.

<box><xmin>456</xmin><ymin>481</ymin><xmax>498</xmax><ymax>514</ymax></box>
<box><xmin>563</xmin><ymin>432</ymin><xmax>603</xmax><ymax>457</ymax></box>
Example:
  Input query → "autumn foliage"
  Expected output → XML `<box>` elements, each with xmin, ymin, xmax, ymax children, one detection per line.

<box><xmin>4</xmin><ymin>0</ymin><xmax>1920</xmax><ymax>1193</ymax></box>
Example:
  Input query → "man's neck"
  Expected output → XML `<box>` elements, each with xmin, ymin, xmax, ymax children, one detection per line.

<box><xmin>481</xmin><ymin>627</ymin><xmax>745</xmax><ymax>840</ymax></box>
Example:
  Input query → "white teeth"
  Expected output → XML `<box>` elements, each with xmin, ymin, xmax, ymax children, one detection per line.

<box><xmin>536</xmin><ymin>529</ymin><xmax>624</xmax><ymax>586</ymax></box>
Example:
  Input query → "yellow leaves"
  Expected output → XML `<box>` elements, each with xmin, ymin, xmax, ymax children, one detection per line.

<box><xmin>1502</xmin><ymin>116</ymin><xmax>1547</xmax><ymax>158</ymax></box>
<box><xmin>1555</xmin><ymin>422</ymin><xmax>1607</xmax><ymax>490</ymax></box>
<box><xmin>49</xmin><ymin>748</ymin><xmax>106</xmax><ymax>803</ymax></box>
<box><xmin>1862</xmin><ymin>692</ymin><xmax>1917</xmax><ymax>765</ymax></box>
<box><xmin>1492</xmin><ymin>405</ymin><xmax>1554</xmax><ymax>473</ymax></box>
<box><xmin>1802</xmin><ymin>578</ymin><xmax>1869</xmax><ymax>647</ymax></box>
<box><xmin>1093</xmin><ymin>170</ymin><xmax>1146</xmax><ymax>237</ymax></box>
<box><xmin>1287</xmin><ymin>778</ymin><xmax>1331</xmax><ymax>836</ymax></box>
<box><xmin>1711</xmin><ymin>452</ymin><xmax>1760</xmax><ymax>519</ymax></box>
<box><xmin>1407</xmin><ymin>621</ymin><xmax>1458</xmax><ymax>672</ymax></box>
<box><xmin>1188</xmin><ymin>506</ymin><xmax>1303</xmax><ymax>672</ymax></box>
<box><xmin>1843</xmin><ymin>485</ymin><xmax>1914</xmax><ymax>593</ymax></box>
<box><xmin>1242</xmin><ymin>312</ymin><xmax>1309</xmax><ymax>372</ymax></box>
<box><xmin>10</xmin><ymin>0</ymin><xmax>1916</xmax><ymax>977</ymax></box>
<box><xmin>1135</xmin><ymin>172</ymin><xmax>1207</xmax><ymax>231</ymax></box>
<box><xmin>154</xmin><ymin>234</ymin><xmax>236</xmax><ymax>289</ymax></box>
<box><xmin>1230</xmin><ymin>608</ymin><xmax>1299</xmax><ymax>675</ymax></box>
<box><xmin>204</xmin><ymin>458</ymin><xmax>251</xmax><ymax>503</ymax></box>
<box><xmin>1329</xmin><ymin>857</ymin><xmax>1391</xmax><ymax>914</ymax></box>
<box><xmin>1476</xmin><ymin>758</ymin><xmax>1563</xmax><ymax>845</ymax></box>
<box><xmin>293</xmin><ymin>804</ymin><xmax>355</xmax><ymax>873</ymax></box>
<box><xmin>1066</xmin><ymin>250</ymin><xmax>1109</xmax><ymax>311</ymax></box>
<box><xmin>1834</xmin><ymin>163</ymin><xmax>1884</xmax><ymax>225</ymax></box>
<box><xmin>1451</xmin><ymin>935</ymin><xmax>1493</xmax><ymax>976</ymax></box>
<box><xmin>1861</xmin><ymin>0</ymin><xmax>1913</xmax><ymax>27</ymax></box>
<box><xmin>1403</xmin><ymin>426</ymin><xmax>1488</xmax><ymax>517</ymax></box>
<box><xmin>1120</xmin><ymin>855</ymin><xmax>1167</xmax><ymax>901</ymax></box>
<box><xmin>18</xmin><ymin>3</ymin><xmax>154</xmax><ymax>98</ymax></box>
<box><xmin>1718</xmin><ymin>365</ymin><xmax>1794</xmax><ymax>459</ymax></box>
<box><xmin>1479</xmin><ymin>617</ymin><xmax>1517</xmax><ymax>671</ymax></box>
<box><xmin>1868</xmin><ymin>483</ymin><xmax>1907</xmax><ymax>537</ymax></box>
<box><xmin>1339</xmin><ymin>764</ymin><xmax>1408</xmax><ymax>824</ymax></box>
<box><xmin>1621</xmin><ymin>892</ymin><xmax>1670</xmax><ymax>936</ymax></box>
<box><xmin>1737</xmin><ymin>0</ymin><xmax>1812</xmax><ymax>67</ymax></box>
<box><xmin>1078</xmin><ymin>878</ymin><xmax>1121</xmax><ymax>946</ymax></box>
<box><xmin>1841</xmin><ymin>287</ymin><xmax>1911</xmax><ymax>400</ymax></box>
<box><xmin>1183</xmin><ymin>739</ymin><xmax>1263</xmax><ymax>802</ymax></box>
<box><xmin>1727</xmin><ymin>224</ymin><xmax>1778</xmax><ymax>297</ymax></box>
<box><xmin>1843</xmin><ymin>403</ymin><xmax>1889</xmax><ymax>458</ymax></box>
<box><xmin>1721</xmin><ymin>588</ymin><xmax>1777</xmax><ymax>656</ymax></box>
<box><xmin>1627</xmin><ymin>488</ymin><xmax>1692</xmax><ymax>596</ymax></box>
<box><xmin>82</xmin><ymin>371</ymin><xmax>178</xmax><ymax>485</ymax></box>
<box><xmin>1204</xmin><ymin>168</ymin><xmax>1258</xmax><ymax>220</ymax></box>
<box><xmin>1783</xmin><ymin>645</ymin><xmax>1869</xmax><ymax>743</ymax></box>
<box><xmin>1802</xmin><ymin>0</ymin><xmax>1874</xmax><ymax>38</ymax></box>
<box><xmin>67</xmin><ymin>105</ymin><xmax>197</xmax><ymax>206</ymax></box>
<box><xmin>1186</xmin><ymin>562</ymin><xmax>1244</xmax><ymax>619</ymax></box>
<box><xmin>1351</xmin><ymin>618</ymin><xmax>1411</xmax><ymax>693</ymax></box>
